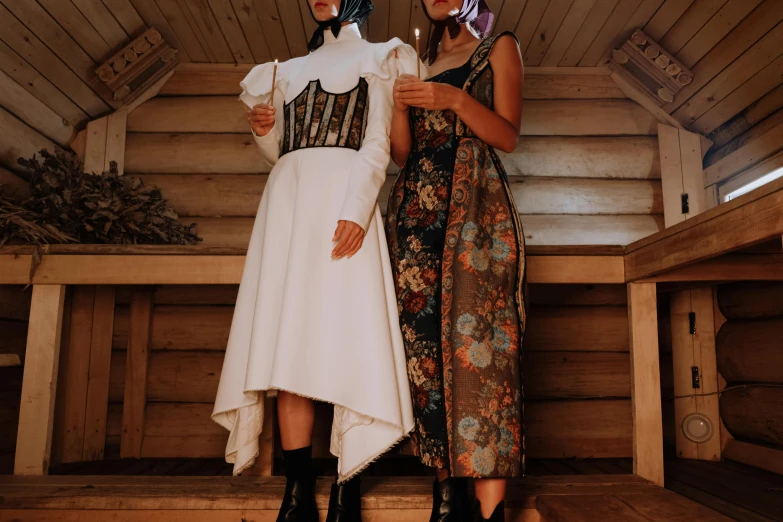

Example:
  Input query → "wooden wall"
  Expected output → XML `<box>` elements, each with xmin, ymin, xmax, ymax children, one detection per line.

<box><xmin>124</xmin><ymin>66</ymin><xmax>664</xmax><ymax>247</ymax></box>
<box><xmin>717</xmin><ymin>282</ymin><xmax>783</xmax><ymax>453</ymax></box>
<box><xmin>0</xmin><ymin>285</ymin><xmax>31</xmax><ymax>473</ymax></box>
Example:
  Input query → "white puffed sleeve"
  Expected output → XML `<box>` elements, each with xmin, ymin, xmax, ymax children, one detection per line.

<box><xmin>239</xmin><ymin>60</ymin><xmax>293</xmax><ymax>168</ymax></box>
<box><xmin>338</xmin><ymin>40</ymin><xmax>421</xmax><ymax>231</ymax></box>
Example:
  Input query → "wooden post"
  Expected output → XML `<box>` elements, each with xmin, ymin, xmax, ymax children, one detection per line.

<box><xmin>14</xmin><ymin>284</ymin><xmax>66</xmax><ymax>475</ymax></box>
<box><xmin>627</xmin><ymin>282</ymin><xmax>664</xmax><ymax>486</ymax></box>
<box><xmin>121</xmin><ymin>288</ymin><xmax>154</xmax><ymax>458</ymax></box>
<box><xmin>670</xmin><ymin>289</ymin><xmax>721</xmax><ymax>461</ymax></box>
<box><xmin>83</xmin><ymin>286</ymin><xmax>116</xmax><ymax>460</ymax></box>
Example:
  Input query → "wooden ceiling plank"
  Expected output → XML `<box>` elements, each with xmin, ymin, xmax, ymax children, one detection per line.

<box><xmin>128</xmin><ymin>0</ymin><xmax>193</xmax><ymax>62</ymax></box>
<box><xmin>207</xmin><ymin>0</ymin><xmax>256</xmax><ymax>63</ymax></box>
<box><xmin>408</xmin><ymin>0</ymin><xmax>431</xmax><ymax>47</ymax></box>
<box><xmin>368</xmin><ymin>0</ymin><xmax>389</xmax><ymax>43</ymax></box>
<box><xmin>705</xmin><ymin>107</ymin><xmax>783</xmax><ymax>171</ymax></box>
<box><xmin>672</xmin><ymin>21</ymin><xmax>783</xmax><ymax>126</ymax></box>
<box><xmin>71</xmin><ymin>0</ymin><xmax>130</xmax><ymax>50</ymax></box>
<box><xmin>297</xmin><ymin>0</ymin><xmax>318</xmax><ymax>39</ymax></box>
<box><xmin>659</xmin><ymin>0</ymin><xmax>728</xmax><ymax>55</ymax></box>
<box><xmin>643</xmin><ymin>0</ymin><xmax>696</xmax><ymax>41</ymax></box>
<box><xmin>579</xmin><ymin>0</ymin><xmax>643</xmax><ymax>66</ymax></box>
<box><xmin>0</xmin><ymin>3</ymin><xmax>109</xmax><ymax>117</ymax></box>
<box><xmin>539</xmin><ymin>0</ymin><xmax>596</xmax><ymax>66</ymax></box>
<box><xmin>275</xmin><ymin>0</ymin><xmax>308</xmax><ymax>58</ymax></box>
<box><xmin>100</xmin><ymin>0</ymin><xmax>147</xmax><ymax>37</ymax></box>
<box><xmin>558</xmin><ymin>0</ymin><xmax>618</xmax><ymax>67</ymax></box>
<box><xmin>709</xmin><ymin>82</ymin><xmax>783</xmax><ymax>148</ymax></box>
<box><xmin>665</xmin><ymin>0</ymin><xmax>783</xmax><ymax>113</ymax></box>
<box><xmin>251</xmin><ymin>0</ymin><xmax>290</xmax><ymax>60</ymax></box>
<box><xmin>36</xmin><ymin>0</ymin><xmax>112</xmax><ymax>62</ymax></box>
<box><xmin>230</xmin><ymin>0</ymin><xmax>274</xmax><ymax>62</ymax></box>
<box><xmin>523</xmin><ymin>0</ymin><xmax>574</xmax><ymax>67</ymax></box>
<box><xmin>1</xmin><ymin>0</ymin><xmax>99</xmax><ymax>84</ymax></box>
<box><xmin>0</xmin><ymin>106</ymin><xmax>58</xmax><ymax>174</ymax></box>
<box><xmin>514</xmin><ymin>0</ymin><xmax>552</xmax><ymax>56</ymax></box>
<box><xmin>692</xmin><ymin>52</ymin><xmax>783</xmax><ymax>135</ymax></box>
<box><xmin>160</xmin><ymin>0</ymin><xmax>213</xmax><ymax>62</ymax></box>
<box><xmin>607</xmin><ymin>0</ymin><xmax>667</xmax><ymax>54</ymax></box>
<box><xmin>182</xmin><ymin>0</ymin><xmax>235</xmax><ymax>63</ymax></box>
<box><xmin>494</xmin><ymin>0</ymin><xmax>528</xmax><ymax>36</ymax></box>
<box><xmin>0</xmin><ymin>39</ymin><xmax>89</xmax><ymax>126</ymax></box>
<box><xmin>676</xmin><ymin>0</ymin><xmax>764</xmax><ymax>68</ymax></box>
<box><xmin>0</xmin><ymin>69</ymin><xmax>75</xmax><ymax>145</ymax></box>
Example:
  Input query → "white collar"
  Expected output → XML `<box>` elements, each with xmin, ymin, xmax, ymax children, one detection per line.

<box><xmin>322</xmin><ymin>23</ymin><xmax>362</xmax><ymax>45</ymax></box>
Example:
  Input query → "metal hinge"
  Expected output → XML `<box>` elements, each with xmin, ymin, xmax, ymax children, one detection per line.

<box><xmin>692</xmin><ymin>366</ymin><xmax>701</xmax><ymax>389</ymax></box>
<box><xmin>689</xmin><ymin>312</ymin><xmax>696</xmax><ymax>334</ymax></box>
<box><xmin>681</xmin><ymin>193</ymin><xmax>690</xmax><ymax>214</ymax></box>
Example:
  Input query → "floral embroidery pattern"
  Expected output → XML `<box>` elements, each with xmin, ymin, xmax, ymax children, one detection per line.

<box><xmin>386</xmin><ymin>33</ymin><xmax>526</xmax><ymax>478</ymax></box>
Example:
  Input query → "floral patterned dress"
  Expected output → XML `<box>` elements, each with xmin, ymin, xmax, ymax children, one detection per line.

<box><xmin>386</xmin><ymin>33</ymin><xmax>526</xmax><ymax>478</ymax></box>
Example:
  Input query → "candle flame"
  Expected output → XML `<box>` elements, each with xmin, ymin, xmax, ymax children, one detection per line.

<box><xmin>415</xmin><ymin>28</ymin><xmax>420</xmax><ymax>38</ymax></box>
<box><xmin>274</xmin><ymin>59</ymin><xmax>279</xmax><ymax>64</ymax></box>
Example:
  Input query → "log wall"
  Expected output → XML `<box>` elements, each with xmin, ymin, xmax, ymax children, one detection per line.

<box><xmin>122</xmin><ymin>67</ymin><xmax>665</xmax><ymax>247</ymax></box>
<box><xmin>0</xmin><ymin>285</ymin><xmax>31</xmax><ymax>472</ymax></box>
<box><xmin>717</xmin><ymin>282</ymin><xmax>783</xmax><ymax>452</ymax></box>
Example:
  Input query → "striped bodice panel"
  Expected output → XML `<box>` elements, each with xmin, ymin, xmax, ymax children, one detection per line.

<box><xmin>281</xmin><ymin>78</ymin><xmax>369</xmax><ymax>156</ymax></box>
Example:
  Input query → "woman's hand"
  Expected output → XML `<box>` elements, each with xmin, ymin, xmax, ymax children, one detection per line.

<box><xmin>393</xmin><ymin>74</ymin><xmax>419</xmax><ymax>111</ymax></box>
<box><xmin>395</xmin><ymin>75</ymin><xmax>466</xmax><ymax>112</ymax></box>
<box><xmin>248</xmin><ymin>104</ymin><xmax>275</xmax><ymax>137</ymax></box>
<box><xmin>332</xmin><ymin>220</ymin><xmax>365</xmax><ymax>259</ymax></box>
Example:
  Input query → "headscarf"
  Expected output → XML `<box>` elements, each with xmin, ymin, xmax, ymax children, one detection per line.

<box><xmin>423</xmin><ymin>0</ymin><xmax>494</xmax><ymax>63</ymax></box>
<box><xmin>308</xmin><ymin>0</ymin><xmax>374</xmax><ymax>52</ymax></box>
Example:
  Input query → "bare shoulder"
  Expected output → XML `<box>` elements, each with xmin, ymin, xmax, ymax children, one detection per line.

<box><xmin>489</xmin><ymin>34</ymin><xmax>523</xmax><ymax>69</ymax></box>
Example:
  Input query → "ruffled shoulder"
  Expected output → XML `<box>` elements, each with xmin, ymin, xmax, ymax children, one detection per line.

<box><xmin>239</xmin><ymin>57</ymin><xmax>302</xmax><ymax>107</ymax></box>
<box><xmin>361</xmin><ymin>38</ymin><xmax>423</xmax><ymax>82</ymax></box>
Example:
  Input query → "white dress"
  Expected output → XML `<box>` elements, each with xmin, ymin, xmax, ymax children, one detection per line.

<box><xmin>212</xmin><ymin>24</ymin><xmax>417</xmax><ymax>483</ymax></box>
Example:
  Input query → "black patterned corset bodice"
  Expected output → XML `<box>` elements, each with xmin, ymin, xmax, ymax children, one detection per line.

<box><xmin>281</xmin><ymin>78</ymin><xmax>369</xmax><ymax>156</ymax></box>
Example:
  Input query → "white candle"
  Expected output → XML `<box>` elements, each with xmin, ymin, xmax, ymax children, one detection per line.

<box><xmin>270</xmin><ymin>59</ymin><xmax>278</xmax><ymax>106</ymax></box>
<box><xmin>415</xmin><ymin>29</ymin><xmax>421</xmax><ymax>78</ymax></box>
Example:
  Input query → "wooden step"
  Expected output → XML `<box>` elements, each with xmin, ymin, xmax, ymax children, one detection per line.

<box><xmin>0</xmin><ymin>475</ymin><xmax>659</xmax><ymax>521</ymax></box>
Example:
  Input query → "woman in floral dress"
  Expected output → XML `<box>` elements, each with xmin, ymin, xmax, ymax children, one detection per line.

<box><xmin>385</xmin><ymin>1</ymin><xmax>525</xmax><ymax>521</ymax></box>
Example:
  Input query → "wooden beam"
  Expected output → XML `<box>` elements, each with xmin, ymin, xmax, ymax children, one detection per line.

<box><xmin>104</xmin><ymin>111</ymin><xmax>127</xmax><ymax>175</ymax></box>
<box><xmin>625</xmin><ymin>177</ymin><xmax>783</xmax><ymax>280</ymax></box>
<box><xmin>722</xmin><ymin>439</ymin><xmax>783</xmax><ymax>476</ymax></box>
<box><xmin>14</xmin><ymin>284</ymin><xmax>66</xmax><ymax>475</ymax></box>
<box><xmin>0</xmin><ymin>354</ymin><xmax>22</xmax><ymax>367</ymax></box>
<box><xmin>0</xmin><ymin>254</ymin><xmax>33</xmax><ymax>284</ymax></box>
<box><xmin>611</xmin><ymin>73</ymin><xmax>684</xmax><ymax>130</ymax></box>
<box><xmin>716</xmin><ymin>150</ymin><xmax>783</xmax><ymax>199</ymax></box>
<box><xmin>82</xmin><ymin>117</ymin><xmax>107</xmax><ymax>175</ymax></box>
<box><xmin>703</xmin><ymin>120</ymin><xmax>783</xmax><ymax>187</ymax></box>
<box><xmin>639</xmin><ymin>254</ymin><xmax>783</xmax><ymax>282</ymax></box>
<box><xmin>120</xmin><ymin>288</ymin><xmax>154</xmax><ymax>458</ymax></box>
<box><xmin>627</xmin><ymin>282</ymin><xmax>664</xmax><ymax>486</ymax></box>
<box><xmin>669</xmin><ymin>289</ymin><xmax>721</xmax><ymax>461</ymax></box>
<box><xmin>82</xmin><ymin>286</ymin><xmax>115</xmax><ymax>461</ymax></box>
<box><xmin>658</xmin><ymin>124</ymin><xmax>685</xmax><ymax>227</ymax></box>
<box><xmin>526</xmin><ymin>256</ymin><xmax>624</xmax><ymax>284</ymax></box>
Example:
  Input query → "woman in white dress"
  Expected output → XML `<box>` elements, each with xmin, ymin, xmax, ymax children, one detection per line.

<box><xmin>211</xmin><ymin>1</ymin><xmax>418</xmax><ymax>520</ymax></box>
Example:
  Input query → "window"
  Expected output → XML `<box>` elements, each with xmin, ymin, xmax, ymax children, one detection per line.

<box><xmin>717</xmin><ymin>152</ymin><xmax>783</xmax><ymax>203</ymax></box>
<box><xmin>724</xmin><ymin>165</ymin><xmax>783</xmax><ymax>201</ymax></box>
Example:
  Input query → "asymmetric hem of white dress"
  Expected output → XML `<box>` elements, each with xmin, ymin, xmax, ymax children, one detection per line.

<box><xmin>212</xmin><ymin>25</ymin><xmax>418</xmax><ymax>483</ymax></box>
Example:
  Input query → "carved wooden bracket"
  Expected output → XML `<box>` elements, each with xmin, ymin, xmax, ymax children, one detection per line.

<box><xmin>94</xmin><ymin>28</ymin><xmax>178</xmax><ymax>109</ymax></box>
<box><xmin>610</xmin><ymin>29</ymin><xmax>693</xmax><ymax>106</ymax></box>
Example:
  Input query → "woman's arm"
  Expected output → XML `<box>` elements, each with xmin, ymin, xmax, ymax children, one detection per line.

<box><xmin>395</xmin><ymin>35</ymin><xmax>524</xmax><ymax>153</ymax></box>
<box><xmin>390</xmin><ymin>76</ymin><xmax>415</xmax><ymax>167</ymax></box>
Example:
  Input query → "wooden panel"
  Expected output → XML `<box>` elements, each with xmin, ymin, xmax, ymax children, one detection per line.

<box><xmin>71</xmin><ymin>0</ymin><xmax>129</xmax><ymax>49</ymax></box>
<box><xmin>275</xmin><ymin>0</ymin><xmax>309</xmax><ymax>58</ymax></box>
<box><xmin>578</xmin><ymin>0</ymin><xmax>643</xmax><ymax>67</ymax></box>
<box><xmin>703</xmin><ymin>120</ymin><xmax>783</xmax><ymax>186</ymax></box>
<box><xmin>644</xmin><ymin>0</ymin><xmax>697</xmax><ymax>40</ymax></box>
<box><xmin>228</xmin><ymin>0</ymin><xmax>272</xmax><ymax>63</ymax></box>
<box><xmin>717</xmin><ymin>317</ymin><xmax>783</xmax><ymax>383</ymax></box>
<box><xmin>182</xmin><ymin>0</ymin><xmax>235</xmax><ymax>62</ymax></box>
<box><xmin>707</xmin><ymin>109</ymin><xmax>783</xmax><ymax>170</ymax></box>
<box><xmin>0</xmin><ymin>255</ymin><xmax>33</xmax><ymax>285</ymax></box>
<box><xmin>717</xmin><ymin>281</ymin><xmax>783</xmax><ymax>319</ymax></box>
<box><xmin>658</xmin><ymin>124</ymin><xmax>685</xmax><ymax>227</ymax></box>
<box><xmin>129</xmin><ymin>0</ymin><xmax>192</xmax><ymax>62</ymax></box>
<box><xmin>0</xmin><ymin>286</ymin><xmax>31</xmax><ymax>322</ymax></box>
<box><xmin>539</xmin><ymin>0</ymin><xmax>597</xmax><ymax>67</ymax></box>
<box><xmin>672</xmin><ymin>21</ymin><xmax>783</xmax><ymax>125</ymax></box>
<box><xmin>722</xmin><ymin>439</ymin><xmax>783</xmax><ymax>476</ymax></box>
<box><xmin>559</xmin><ymin>0</ymin><xmax>619</xmax><ymax>66</ymax></box>
<box><xmin>627</xmin><ymin>282</ymin><xmax>663</xmax><ymax>486</ymax></box>
<box><xmin>720</xmin><ymin>386</ymin><xmax>783</xmax><ymax>447</ymax></box>
<box><xmin>125</xmin><ymin>133</ymin><xmax>264</xmax><ymax>173</ymax></box>
<box><xmin>666</xmin><ymin>0</ymin><xmax>783</xmax><ymax>114</ymax></box>
<box><xmin>709</xmin><ymin>83</ymin><xmax>783</xmax><ymax>149</ymax></box>
<box><xmin>249</xmin><ymin>0</ymin><xmax>290</xmax><ymax>60</ymax></box>
<box><xmin>83</xmin><ymin>117</ymin><xmax>108</xmax><ymax>175</ymax></box>
<box><xmin>57</xmin><ymin>287</ymin><xmax>95</xmax><ymax>464</ymax></box>
<box><xmin>105</xmin><ymin>111</ymin><xmax>127</xmax><ymax>175</ymax></box>
<box><xmin>660</xmin><ymin>0</ymin><xmax>729</xmax><ymax>55</ymax></box>
<box><xmin>527</xmin><ymin>284</ymin><xmax>627</xmax><ymax>306</ymax></box>
<box><xmin>0</xmin><ymin>69</ymin><xmax>74</xmax><ymax>145</ymax></box>
<box><xmin>526</xmin><ymin>256</ymin><xmax>625</xmax><ymax>284</ymax></box>
<box><xmin>640</xmin><ymin>254</ymin><xmax>783</xmax><ymax>282</ymax></box>
<box><xmin>493</xmin><ymin>0</ymin><xmax>528</xmax><ymax>36</ymax></box>
<box><xmin>526</xmin><ymin>306</ymin><xmax>629</xmax><ymax>352</ymax></box>
<box><xmin>101</xmin><ymin>0</ymin><xmax>146</xmax><ymax>36</ymax></box>
<box><xmin>513</xmin><ymin>0</ymin><xmax>550</xmax><ymax>55</ymax></box>
<box><xmin>153</xmin><ymin>0</ymin><xmax>210</xmax><ymax>63</ymax></box>
<box><xmin>679</xmin><ymin>128</ymin><xmax>707</xmax><ymax>219</ymax></box>
<box><xmin>521</xmin><ymin>215</ymin><xmax>664</xmax><ymax>246</ymax></box>
<box><xmin>154</xmin><ymin>285</ymin><xmax>238</xmax><ymax>305</ymax></box>
<box><xmin>207</xmin><ymin>0</ymin><xmax>256</xmax><ymax>63</ymax></box>
<box><xmin>113</xmin><ymin>305</ymin><xmax>233</xmax><ymax>351</ymax></box>
<box><xmin>120</xmin><ymin>289</ymin><xmax>153</xmax><ymax>458</ymax></box>
<box><xmin>14</xmin><ymin>285</ymin><xmax>66</xmax><ymax>475</ymax></box>
<box><xmin>523</xmin><ymin>0</ymin><xmax>574</xmax><ymax>66</ymax></box>
<box><xmin>82</xmin><ymin>287</ymin><xmax>115</xmax><ymax>461</ymax></box>
<box><xmin>0</xmin><ymin>106</ymin><xmax>58</xmax><ymax>174</ymax></box>
<box><xmin>526</xmin><ymin>400</ymin><xmax>632</xmax><ymax>458</ymax></box>
<box><xmin>524</xmin><ymin>352</ymin><xmax>630</xmax><ymax>399</ymax></box>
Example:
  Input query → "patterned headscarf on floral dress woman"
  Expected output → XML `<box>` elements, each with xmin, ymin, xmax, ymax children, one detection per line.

<box><xmin>308</xmin><ymin>0</ymin><xmax>375</xmax><ymax>51</ymax></box>
<box><xmin>422</xmin><ymin>0</ymin><xmax>494</xmax><ymax>64</ymax></box>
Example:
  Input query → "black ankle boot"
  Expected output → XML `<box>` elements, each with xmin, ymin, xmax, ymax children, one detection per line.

<box><xmin>474</xmin><ymin>500</ymin><xmax>504</xmax><ymax>522</ymax></box>
<box><xmin>325</xmin><ymin>475</ymin><xmax>362</xmax><ymax>522</ymax></box>
<box><xmin>277</xmin><ymin>446</ymin><xmax>318</xmax><ymax>522</ymax></box>
<box><xmin>430</xmin><ymin>477</ymin><xmax>468</xmax><ymax>522</ymax></box>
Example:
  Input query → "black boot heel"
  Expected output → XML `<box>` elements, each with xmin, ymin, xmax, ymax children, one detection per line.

<box><xmin>430</xmin><ymin>477</ymin><xmax>468</xmax><ymax>522</ymax></box>
<box><xmin>276</xmin><ymin>473</ymin><xmax>318</xmax><ymax>522</ymax></box>
<box><xmin>475</xmin><ymin>500</ymin><xmax>504</xmax><ymax>522</ymax></box>
<box><xmin>326</xmin><ymin>475</ymin><xmax>362</xmax><ymax>522</ymax></box>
